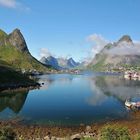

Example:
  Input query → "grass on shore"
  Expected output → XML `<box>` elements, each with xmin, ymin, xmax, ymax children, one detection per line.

<box><xmin>1</xmin><ymin>124</ymin><xmax>140</xmax><ymax>140</ymax></box>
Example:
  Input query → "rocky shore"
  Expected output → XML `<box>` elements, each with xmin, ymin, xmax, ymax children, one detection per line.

<box><xmin>1</xmin><ymin>117</ymin><xmax>140</xmax><ymax>140</ymax></box>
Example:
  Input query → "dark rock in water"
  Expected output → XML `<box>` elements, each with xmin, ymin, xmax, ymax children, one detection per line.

<box><xmin>8</xmin><ymin>28</ymin><xmax>29</xmax><ymax>53</ymax></box>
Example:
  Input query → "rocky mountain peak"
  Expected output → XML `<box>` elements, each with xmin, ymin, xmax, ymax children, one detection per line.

<box><xmin>67</xmin><ymin>57</ymin><xmax>79</xmax><ymax>68</ymax></box>
<box><xmin>8</xmin><ymin>28</ymin><xmax>29</xmax><ymax>53</ymax></box>
<box><xmin>68</xmin><ymin>57</ymin><xmax>74</xmax><ymax>62</ymax></box>
<box><xmin>118</xmin><ymin>35</ymin><xmax>132</xmax><ymax>43</ymax></box>
<box><xmin>40</xmin><ymin>56</ymin><xmax>47</xmax><ymax>62</ymax></box>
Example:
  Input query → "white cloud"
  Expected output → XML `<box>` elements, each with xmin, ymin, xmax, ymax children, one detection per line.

<box><xmin>0</xmin><ymin>0</ymin><xmax>30</xmax><ymax>11</ymax></box>
<box><xmin>87</xmin><ymin>34</ymin><xmax>108</xmax><ymax>58</ymax></box>
<box><xmin>0</xmin><ymin>0</ymin><xmax>16</xmax><ymax>8</ymax></box>
<box><xmin>107</xmin><ymin>41</ymin><xmax>140</xmax><ymax>55</ymax></box>
<box><xmin>39</xmin><ymin>48</ymin><xmax>52</xmax><ymax>58</ymax></box>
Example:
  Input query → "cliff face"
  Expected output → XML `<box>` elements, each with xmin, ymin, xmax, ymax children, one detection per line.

<box><xmin>8</xmin><ymin>29</ymin><xmax>29</xmax><ymax>53</ymax></box>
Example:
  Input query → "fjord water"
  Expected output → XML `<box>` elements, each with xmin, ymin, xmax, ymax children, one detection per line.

<box><xmin>1</xmin><ymin>73</ymin><xmax>140</xmax><ymax>126</ymax></box>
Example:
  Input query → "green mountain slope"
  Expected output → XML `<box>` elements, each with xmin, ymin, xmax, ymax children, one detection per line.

<box><xmin>0</xmin><ymin>28</ymin><xmax>52</xmax><ymax>72</ymax></box>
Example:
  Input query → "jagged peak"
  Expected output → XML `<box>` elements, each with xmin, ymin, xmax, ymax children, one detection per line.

<box><xmin>41</xmin><ymin>56</ymin><xmax>47</xmax><ymax>59</ymax></box>
<box><xmin>68</xmin><ymin>57</ymin><xmax>73</xmax><ymax>60</ymax></box>
<box><xmin>118</xmin><ymin>35</ymin><xmax>132</xmax><ymax>43</ymax></box>
<box><xmin>10</xmin><ymin>28</ymin><xmax>24</xmax><ymax>39</ymax></box>
<box><xmin>12</xmin><ymin>28</ymin><xmax>21</xmax><ymax>33</ymax></box>
<box><xmin>8</xmin><ymin>28</ymin><xmax>29</xmax><ymax>52</ymax></box>
<box><xmin>40</xmin><ymin>56</ymin><xmax>48</xmax><ymax>62</ymax></box>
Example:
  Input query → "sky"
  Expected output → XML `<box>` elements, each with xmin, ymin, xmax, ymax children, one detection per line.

<box><xmin>0</xmin><ymin>0</ymin><xmax>140</xmax><ymax>61</ymax></box>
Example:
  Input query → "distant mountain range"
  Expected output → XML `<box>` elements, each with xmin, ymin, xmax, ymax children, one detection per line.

<box><xmin>88</xmin><ymin>35</ymin><xmax>140</xmax><ymax>71</ymax></box>
<box><xmin>40</xmin><ymin>56</ymin><xmax>80</xmax><ymax>70</ymax></box>
<box><xmin>0</xmin><ymin>28</ymin><xmax>52</xmax><ymax>72</ymax></box>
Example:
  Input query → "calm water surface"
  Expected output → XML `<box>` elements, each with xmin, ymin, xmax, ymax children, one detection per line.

<box><xmin>1</xmin><ymin>73</ymin><xmax>140</xmax><ymax>126</ymax></box>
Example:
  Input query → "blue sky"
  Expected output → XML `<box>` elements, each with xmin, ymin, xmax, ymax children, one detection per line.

<box><xmin>0</xmin><ymin>0</ymin><xmax>140</xmax><ymax>61</ymax></box>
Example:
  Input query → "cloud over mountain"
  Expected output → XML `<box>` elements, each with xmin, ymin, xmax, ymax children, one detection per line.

<box><xmin>87</xmin><ymin>34</ymin><xmax>108</xmax><ymax>58</ymax></box>
<box><xmin>40</xmin><ymin>48</ymin><xmax>52</xmax><ymax>58</ymax></box>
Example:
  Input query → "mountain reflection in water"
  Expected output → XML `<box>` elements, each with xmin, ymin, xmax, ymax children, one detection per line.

<box><xmin>0</xmin><ymin>73</ymin><xmax>140</xmax><ymax>125</ymax></box>
<box><xmin>87</xmin><ymin>76</ymin><xmax>140</xmax><ymax>106</ymax></box>
<box><xmin>0</xmin><ymin>90</ymin><xmax>28</xmax><ymax>113</ymax></box>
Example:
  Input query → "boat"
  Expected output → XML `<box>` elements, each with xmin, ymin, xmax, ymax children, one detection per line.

<box><xmin>125</xmin><ymin>99</ymin><xmax>140</xmax><ymax>108</ymax></box>
<box><xmin>125</xmin><ymin>100</ymin><xmax>136</xmax><ymax>108</ymax></box>
<box><xmin>124</xmin><ymin>71</ymin><xmax>140</xmax><ymax>80</ymax></box>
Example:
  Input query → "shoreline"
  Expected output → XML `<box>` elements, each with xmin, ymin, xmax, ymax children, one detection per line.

<box><xmin>1</xmin><ymin>118</ymin><xmax>140</xmax><ymax>139</ymax></box>
<box><xmin>0</xmin><ymin>82</ymin><xmax>40</xmax><ymax>92</ymax></box>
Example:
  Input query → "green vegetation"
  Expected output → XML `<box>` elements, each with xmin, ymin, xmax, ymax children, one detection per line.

<box><xmin>0</xmin><ymin>28</ymin><xmax>54</xmax><ymax>88</ymax></box>
<box><xmin>0</xmin><ymin>126</ymin><xmax>16</xmax><ymax>140</ymax></box>
<box><xmin>0</xmin><ymin>28</ymin><xmax>53</xmax><ymax>73</ymax></box>
<box><xmin>0</xmin><ymin>45</ymin><xmax>50</xmax><ymax>72</ymax></box>
<box><xmin>88</xmin><ymin>54</ymin><xmax>107</xmax><ymax>71</ymax></box>
<box><xmin>81</xmin><ymin>138</ymin><xmax>95</xmax><ymax>140</ymax></box>
<box><xmin>0</xmin><ymin>124</ymin><xmax>139</xmax><ymax>140</ymax></box>
<box><xmin>0</xmin><ymin>29</ymin><xmax>7</xmax><ymax>38</ymax></box>
<box><xmin>100</xmin><ymin>125</ymin><xmax>131</xmax><ymax>140</ymax></box>
<box><xmin>133</xmin><ymin>133</ymin><xmax>140</xmax><ymax>140</ymax></box>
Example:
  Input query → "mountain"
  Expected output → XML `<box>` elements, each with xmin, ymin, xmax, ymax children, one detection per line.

<box><xmin>40</xmin><ymin>56</ymin><xmax>80</xmax><ymax>70</ymax></box>
<box><xmin>0</xmin><ymin>28</ymin><xmax>51</xmax><ymax>72</ymax></box>
<box><xmin>57</xmin><ymin>57</ymin><xmax>68</xmax><ymax>69</ymax></box>
<box><xmin>67</xmin><ymin>58</ymin><xmax>80</xmax><ymax>68</ymax></box>
<box><xmin>117</xmin><ymin>35</ymin><xmax>132</xmax><ymax>43</ymax></box>
<box><xmin>0</xmin><ymin>90</ymin><xmax>28</xmax><ymax>113</ymax></box>
<box><xmin>88</xmin><ymin>35</ymin><xmax>140</xmax><ymax>71</ymax></box>
<box><xmin>40</xmin><ymin>56</ymin><xmax>61</xmax><ymax>70</ymax></box>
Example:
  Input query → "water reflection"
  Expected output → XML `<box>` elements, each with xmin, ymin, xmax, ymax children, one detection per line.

<box><xmin>37</xmin><ymin>74</ymin><xmax>74</xmax><ymax>90</ymax></box>
<box><xmin>1</xmin><ymin>74</ymin><xmax>140</xmax><ymax>125</ymax></box>
<box><xmin>88</xmin><ymin>76</ymin><xmax>140</xmax><ymax>106</ymax></box>
<box><xmin>0</xmin><ymin>90</ymin><xmax>28</xmax><ymax>113</ymax></box>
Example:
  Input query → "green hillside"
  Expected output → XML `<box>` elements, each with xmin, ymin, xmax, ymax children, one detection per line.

<box><xmin>0</xmin><ymin>63</ymin><xmax>37</xmax><ymax>90</ymax></box>
<box><xmin>0</xmin><ymin>28</ymin><xmax>53</xmax><ymax>89</ymax></box>
<box><xmin>0</xmin><ymin>45</ymin><xmax>50</xmax><ymax>71</ymax></box>
<box><xmin>0</xmin><ymin>28</ymin><xmax>52</xmax><ymax>72</ymax></box>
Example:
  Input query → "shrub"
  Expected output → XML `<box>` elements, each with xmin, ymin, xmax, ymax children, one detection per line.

<box><xmin>100</xmin><ymin>125</ymin><xmax>131</xmax><ymax>140</ymax></box>
<box><xmin>0</xmin><ymin>126</ymin><xmax>16</xmax><ymax>140</ymax></box>
<box><xmin>133</xmin><ymin>133</ymin><xmax>140</xmax><ymax>140</ymax></box>
<box><xmin>81</xmin><ymin>138</ymin><xmax>95</xmax><ymax>140</ymax></box>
